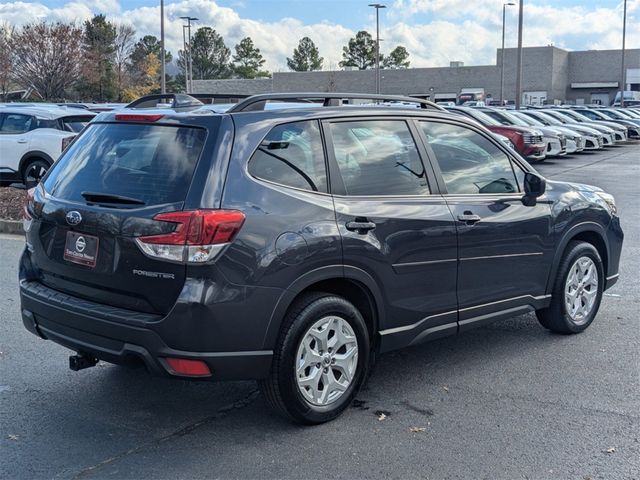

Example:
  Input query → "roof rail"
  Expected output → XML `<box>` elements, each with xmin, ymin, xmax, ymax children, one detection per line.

<box><xmin>188</xmin><ymin>93</ymin><xmax>251</xmax><ymax>104</ymax></box>
<box><xmin>126</xmin><ymin>93</ymin><xmax>204</xmax><ymax>110</ymax></box>
<box><xmin>227</xmin><ymin>92</ymin><xmax>445</xmax><ymax>113</ymax></box>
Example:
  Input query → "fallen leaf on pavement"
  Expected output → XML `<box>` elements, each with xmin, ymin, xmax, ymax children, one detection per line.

<box><xmin>605</xmin><ymin>447</ymin><xmax>616</xmax><ymax>454</ymax></box>
<box><xmin>377</xmin><ymin>413</ymin><xmax>387</xmax><ymax>421</ymax></box>
<box><xmin>409</xmin><ymin>427</ymin><xmax>427</xmax><ymax>433</ymax></box>
<box><xmin>442</xmin><ymin>386</ymin><xmax>449</xmax><ymax>392</ymax></box>
<box><xmin>7</xmin><ymin>434</ymin><xmax>19</xmax><ymax>441</ymax></box>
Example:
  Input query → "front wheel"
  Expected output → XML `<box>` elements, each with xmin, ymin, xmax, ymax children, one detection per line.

<box><xmin>536</xmin><ymin>241</ymin><xmax>604</xmax><ymax>333</ymax></box>
<box><xmin>260</xmin><ymin>292</ymin><xmax>370</xmax><ymax>424</ymax></box>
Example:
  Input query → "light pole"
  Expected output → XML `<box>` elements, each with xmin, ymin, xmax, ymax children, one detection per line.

<box><xmin>500</xmin><ymin>2</ymin><xmax>515</xmax><ymax>105</ymax></box>
<box><xmin>160</xmin><ymin>0</ymin><xmax>165</xmax><ymax>94</ymax></box>
<box><xmin>369</xmin><ymin>3</ymin><xmax>386</xmax><ymax>95</ymax></box>
<box><xmin>515</xmin><ymin>0</ymin><xmax>524</xmax><ymax>109</ymax></box>
<box><xmin>182</xmin><ymin>25</ymin><xmax>188</xmax><ymax>92</ymax></box>
<box><xmin>620</xmin><ymin>0</ymin><xmax>627</xmax><ymax>107</ymax></box>
<box><xmin>180</xmin><ymin>16</ymin><xmax>198</xmax><ymax>93</ymax></box>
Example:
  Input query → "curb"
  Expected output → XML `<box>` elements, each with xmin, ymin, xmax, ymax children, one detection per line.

<box><xmin>0</xmin><ymin>219</ymin><xmax>23</xmax><ymax>235</ymax></box>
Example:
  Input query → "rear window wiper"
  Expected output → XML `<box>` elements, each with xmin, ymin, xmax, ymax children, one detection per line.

<box><xmin>81</xmin><ymin>191</ymin><xmax>146</xmax><ymax>205</ymax></box>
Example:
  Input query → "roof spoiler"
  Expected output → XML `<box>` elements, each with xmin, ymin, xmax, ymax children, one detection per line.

<box><xmin>126</xmin><ymin>93</ymin><xmax>204</xmax><ymax>111</ymax></box>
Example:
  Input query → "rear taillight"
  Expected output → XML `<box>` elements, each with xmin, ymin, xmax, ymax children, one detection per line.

<box><xmin>135</xmin><ymin>210</ymin><xmax>245</xmax><ymax>263</ymax></box>
<box><xmin>23</xmin><ymin>187</ymin><xmax>36</xmax><ymax>232</ymax></box>
<box><xmin>61</xmin><ymin>135</ymin><xmax>75</xmax><ymax>152</ymax></box>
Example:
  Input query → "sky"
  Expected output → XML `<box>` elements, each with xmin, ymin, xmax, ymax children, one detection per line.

<box><xmin>0</xmin><ymin>0</ymin><xmax>638</xmax><ymax>72</ymax></box>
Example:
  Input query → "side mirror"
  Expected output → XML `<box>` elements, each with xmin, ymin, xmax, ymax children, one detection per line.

<box><xmin>522</xmin><ymin>172</ymin><xmax>546</xmax><ymax>206</ymax></box>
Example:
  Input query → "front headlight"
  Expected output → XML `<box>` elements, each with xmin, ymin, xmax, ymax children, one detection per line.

<box><xmin>594</xmin><ymin>191</ymin><xmax>617</xmax><ymax>215</ymax></box>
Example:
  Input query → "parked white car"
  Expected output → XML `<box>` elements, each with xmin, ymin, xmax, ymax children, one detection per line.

<box><xmin>0</xmin><ymin>106</ymin><xmax>95</xmax><ymax>187</ymax></box>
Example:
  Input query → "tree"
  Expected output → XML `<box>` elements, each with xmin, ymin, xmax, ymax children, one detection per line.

<box><xmin>129</xmin><ymin>35</ymin><xmax>172</xmax><ymax>67</ymax></box>
<box><xmin>179</xmin><ymin>27</ymin><xmax>231</xmax><ymax>80</ymax></box>
<box><xmin>339</xmin><ymin>31</ymin><xmax>376</xmax><ymax>70</ymax></box>
<box><xmin>9</xmin><ymin>22</ymin><xmax>83</xmax><ymax>100</ymax></box>
<box><xmin>79</xmin><ymin>15</ymin><xmax>117</xmax><ymax>101</ymax></box>
<box><xmin>383</xmin><ymin>46</ymin><xmax>410</xmax><ymax>69</ymax></box>
<box><xmin>287</xmin><ymin>36</ymin><xmax>323</xmax><ymax>72</ymax></box>
<box><xmin>0</xmin><ymin>24</ymin><xmax>13</xmax><ymax>99</ymax></box>
<box><xmin>128</xmin><ymin>35</ymin><xmax>171</xmax><ymax>93</ymax></box>
<box><xmin>122</xmin><ymin>52</ymin><xmax>160</xmax><ymax>101</ymax></box>
<box><xmin>113</xmin><ymin>24</ymin><xmax>136</xmax><ymax>101</ymax></box>
<box><xmin>232</xmin><ymin>37</ymin><xmax>269</xmax><ymax>78</ymax></box>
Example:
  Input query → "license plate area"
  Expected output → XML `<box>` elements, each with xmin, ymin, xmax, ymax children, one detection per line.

<box><xmin>64</xmin><ymin>231</ymin><xmax>99</xmax><ymax>268</ymax></box>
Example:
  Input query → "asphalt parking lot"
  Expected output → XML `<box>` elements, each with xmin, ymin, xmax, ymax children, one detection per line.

<box><xmin>1</xmin><ymin>143</ymin><xmax>638</xmax><ymax>480</ymax></box>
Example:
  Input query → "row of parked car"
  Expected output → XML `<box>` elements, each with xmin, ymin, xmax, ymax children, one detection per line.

<box><xmin>443</xmin><ymin>105</ymin><xmax>640</xmax><ymax>163</ymax></box>
<box><xmin>1</xmin><ymin>98</ymin><xmax>639</xmax><ymax>189</ymax></box>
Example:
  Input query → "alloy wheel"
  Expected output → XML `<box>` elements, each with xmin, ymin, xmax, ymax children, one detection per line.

<box><xmin>295</xmin><ymin>316</ymin><xmax>358</xmax><ymax>406</ymax></box>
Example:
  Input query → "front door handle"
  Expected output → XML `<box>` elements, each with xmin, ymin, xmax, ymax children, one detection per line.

<box><xmin>346</xmin><ymin>219</ymin><xmax>376</xmax><ymax>234</ymax></box>
<box><xmin>457</xmin><ymin>213</ymin><xmax>482</xmax><ymax>224</ymax></box>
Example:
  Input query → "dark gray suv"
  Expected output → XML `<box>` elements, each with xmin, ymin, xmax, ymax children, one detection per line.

<box><xmin>20</xmin><ymin>93</ymin><xmax>623</xmax><ymax>424</ymax></box>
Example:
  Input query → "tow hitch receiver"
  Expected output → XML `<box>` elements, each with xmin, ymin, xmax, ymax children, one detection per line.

<box><xmin>69</xmin><ymin>353</ymin><xmax>99</xmax><ymax>371</ymax></box>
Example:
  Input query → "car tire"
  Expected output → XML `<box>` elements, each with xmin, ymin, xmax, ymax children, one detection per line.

<box><xmin>260</xmin><ymin>292</ymin><xmax>370</xmax><ymax>424</ymax></box>
<box><xmin>536</xmin><ymin>241</ymin><xmax>604</xmax><ymax>334</ymax></box>
<box><xmin>21</xmin><ymin>158</ymin><xmax>50</xmax><ymax>189</ymax></box>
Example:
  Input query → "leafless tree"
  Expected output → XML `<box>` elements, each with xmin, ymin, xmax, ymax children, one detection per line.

<box><xmin>0</xmin><ymin>23</ymin><xmax>13</xmax><ymax>99</ymax></box>
<box><xmin>114</xmin><ymin>23</ymin><xmax>136</xmax><ymax>101</ymax></box>
<box><xmin>9</xmin><ymin>22</ymin><xmax>83</xmax><ymax>100</ymax></box>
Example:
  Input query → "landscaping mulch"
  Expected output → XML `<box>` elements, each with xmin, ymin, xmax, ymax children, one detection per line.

<box><xmin>0</xmin><ymin>187</ymin><xmax>26</xmax><ymax>221</ymax></box>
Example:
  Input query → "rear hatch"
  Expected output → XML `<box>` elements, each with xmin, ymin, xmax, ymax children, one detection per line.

<box><xmin>27</xmin><ymin>119</ymin><xmax>209</xmax><ymax>315</ymax></box>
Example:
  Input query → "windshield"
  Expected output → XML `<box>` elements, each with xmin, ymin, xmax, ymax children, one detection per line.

<box><xmin>529</xmin><ymin>111</ymin><xmax>563</xmax><ymax>126</ymax></box>
<box><xmin>44</xmin><ymin>122</ymin><xmax>207</xmax><ymax>206</ymax></box>
<box><xmin>511</xmin><ymin>112</ymin><xmax>542</xmax><ymax>127</ymax></box>
<box><xmin>467</xmin><ymin>109</ymin><xmax>501</xmax><ymax>126</ymax></box>
<box><xmin>599</xmin><ymin>110</ymin><xmax>625</xmax><ymax>120</ymax></box>
<box><xmin>556</xmin><ymin>110</ymin><xmax>591</xmax><ymax>122</ymax></box>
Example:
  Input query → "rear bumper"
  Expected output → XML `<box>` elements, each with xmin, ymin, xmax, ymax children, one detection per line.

<box><xmin>20</xmin><ymin>280</ymin><xmax>273</xmax><ymax>380</ymax></box>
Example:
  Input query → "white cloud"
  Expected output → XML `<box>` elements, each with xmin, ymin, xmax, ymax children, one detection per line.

<box><xmin>0</xmin><ymin>0</ymin><xmax>637</xmax><ymax>72</ymax></box>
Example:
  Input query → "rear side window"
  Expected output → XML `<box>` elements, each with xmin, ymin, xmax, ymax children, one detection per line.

<box><xmin>328</xmin><ymin>120</ymin><xmax>429</xmax><ymax>196</ymax></box>
<box><xmin>61</xmin><ymin>116</ymin><xmax>95</xmax><ymax>133</ymax></box>
<box><xmin>43</xmin><ymin>123</ymin><xmax>206</xmax><ymax>206</ymax></box>
<box><xmin>248</xmin><ymin>120</ymin><xmax>328</xmax><ymax>193</ymax></box>
<box><xmin>420</xmin><ymin>121</ymin><xmax>520</xmax><ymax>194</ymax></box>
<box><xmin>0</xmin><ymin>113</ymin><xmax>33</xmax><ymax>133</ymax></box>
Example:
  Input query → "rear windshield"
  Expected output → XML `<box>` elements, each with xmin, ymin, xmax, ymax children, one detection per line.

<box><xmin>44</xmin><ymin>122</ymin><xmax>206</xmax><ymax>206</ymax></box>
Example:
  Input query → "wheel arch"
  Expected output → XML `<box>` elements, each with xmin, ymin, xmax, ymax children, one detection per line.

<box><xmin>19</xmin><ymin>151</ymin><xmax>55</xmax><ymax>176</ymax></box>
<box><xmin>262</xmin><ymin>265</ymin><xmax>384</xmax><ymax>351</ymax></box>
<box><xmin>546</xmin><ymin>221</ymin><xmax>610</xmax><ymax>294</ymax></box>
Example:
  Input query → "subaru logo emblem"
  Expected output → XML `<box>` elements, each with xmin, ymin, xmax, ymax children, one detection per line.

<box><xmin>66</xmin><ymin>211</ymin><xmax>82</xmax><ymax>226</ymax></box>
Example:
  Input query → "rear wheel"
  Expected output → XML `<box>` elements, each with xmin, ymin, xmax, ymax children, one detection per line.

<box><xmin>260</xmin><ymin>292</ymin><xmax>370</xmax><ymax>424</ymax></box>
<box><xmin>21</xmin><ymin>158</ymin><xmax>50</xmax><ymax>189</ymax></box>
<box><xmin>536</xmin><ymin>241</ymin><xmax>604</xmax><ymax>333</ymax></box>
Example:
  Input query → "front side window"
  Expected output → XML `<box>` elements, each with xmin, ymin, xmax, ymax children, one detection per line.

<box><xmin>420</xmin><ymin>121</ymin><xmax>520</xmax><ymax>195</ymax></box>
<box><xmin>0</xmin><ymin>114</ymin><xmax>33</xmax><ymax>134</ymax></box>
<box><xmin>328</xmin><ymin>120</ymin><xmax>430</xmax><ymax>196</ymax></box>
<box><xmin>248</xmin><ymin>120</ymin><xmax>328</xmax><ymax>193</ymax></box>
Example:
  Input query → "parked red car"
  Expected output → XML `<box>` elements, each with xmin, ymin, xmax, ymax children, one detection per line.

<box><xmin>445</xmin><ymin>106</ymin><xmax>546</xmax><ymax>162</ymax></box>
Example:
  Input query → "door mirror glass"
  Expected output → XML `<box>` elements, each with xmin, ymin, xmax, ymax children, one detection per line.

<box><xmin>523</xmin><ymin>172</ymin><xmax>546</xmax><ymax>206</ymax></box>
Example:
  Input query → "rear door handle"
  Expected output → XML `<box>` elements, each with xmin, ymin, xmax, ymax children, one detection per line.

<box><xmin>346</xmin><ymin>220</ymin><xmax>376</xmax><ymax>233</ymax></box>
<box><xmin>457</xmin><ymin>213</ymin><xmax>482</xmax><ymax>224</ymax></box>
<box><xmin>17</xmin><ymin>139</ymin><xmax>27</xmax><ymax>144</ymax></box>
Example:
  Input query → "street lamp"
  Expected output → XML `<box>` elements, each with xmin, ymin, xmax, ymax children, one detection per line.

<box><xmin>368</xmin><ymin>3</ymin><xmax>386</xmax><ymax>95</ymax></box>
<box><xmin>515</xmin><ymin>0</ymin><xmax>524</xmax><ymax>109</ymax></box>
<box><xmin>160</xmin><ymin>0</ymin><xmax>165</xmax><ymax>94</ymax></box>
<box><xmin>500</xmin><ymin>2</ymin><xmax>515</xmax><ymax>105</ymax></box>
<box><xmin>180</xmin><ymin>16</ymin><xmax>198</xmax><ymax>93</ymax></box>
<box><xmin>620</xmin><ymin>0</ymin><xmax>627</xmax><ymax>107</ymax></box>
